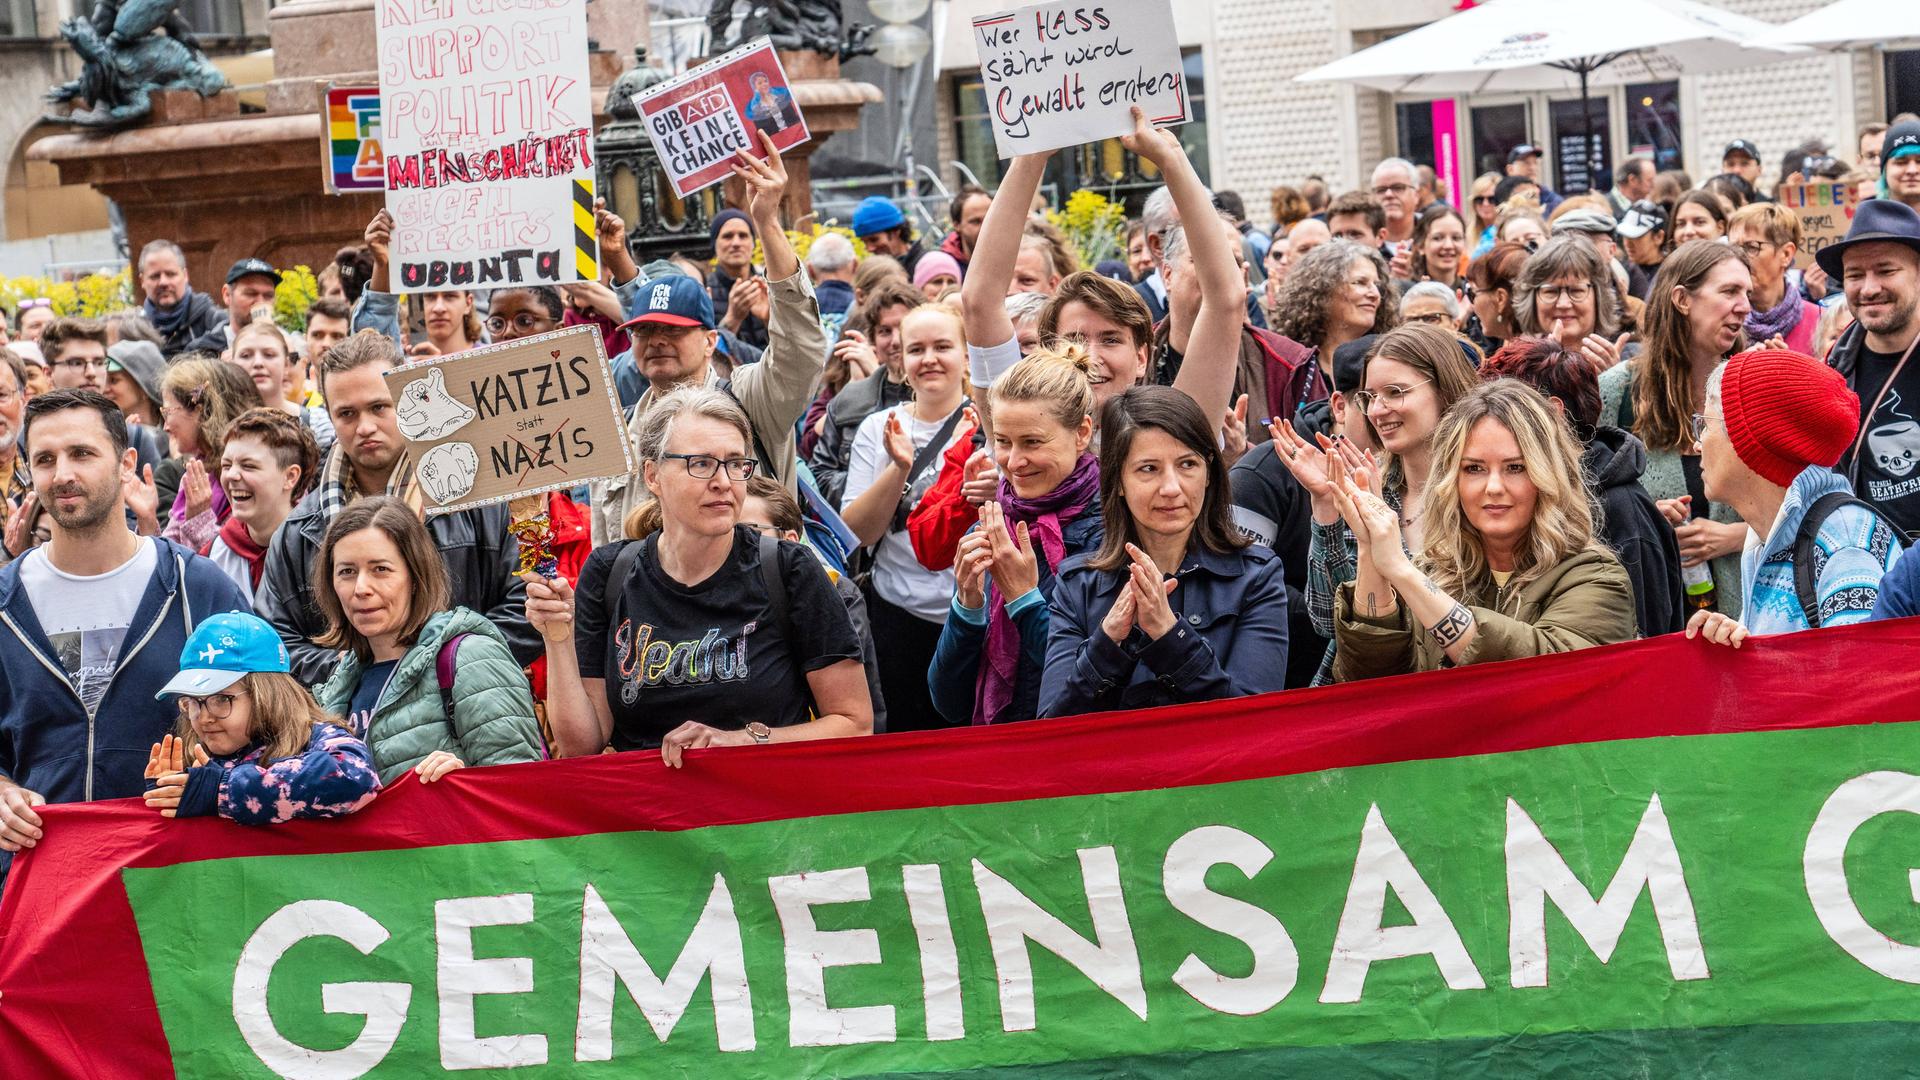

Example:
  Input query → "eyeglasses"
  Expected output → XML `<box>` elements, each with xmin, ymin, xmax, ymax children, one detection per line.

<box><xmin>1461</xmin><ymin>281</ymin><xmax>1479</xmax><ymax>300</ymax></box>
<box><xmin>1354</xmin><ymin>379</ymin><xmax>1432</xmax><ymax>411</ymax></box>
<box><xmin>484</xmin><ymin>312</ymin><xmax>552</xmax><ymax>335</ymax></box>
<box><xmin>662</xmin><ymin>453</ymin><xmax>756</xmax><ymax>481</ymax></box>
<box><xmin>178</xmin><ymin>690</ymin><xmax>247</xmax><ymax>719</ymax></box>
<box><xmin>52</xmin><ymin>357</ymin><xmax>108</xmax><ymax>371</ymax></box>
<box><xmin>738</xmin><ymin>520</ymin><xmax>779</xmax><ymax>536</ymax></box>
<box><xmin>1734</xmin><ymin>241</ymin><xmax>1774</xmax><ymax>258</ymax></box>
<box><xmin>1537</xmin><ymin>284</ymin><xmax>1592</xmax><ymax>305</ymax></box>
<box><xmin>1689</xmin><ymin>413</ymin><xmax>1723</xmax><ymax>442</ymax></box>
<box><xmin>1405</xmin><ymin>311</ymin><xmax>1455</xmax><ymax>325</ymax></box>
<box><xmin>1372</xmin><ymin>183</ymin><xmax>1414</xmax><ymax>197</ymax></box>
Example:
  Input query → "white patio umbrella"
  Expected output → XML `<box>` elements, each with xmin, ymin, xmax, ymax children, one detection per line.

<box><xmin>1296</xmin><ymin>0</ymin><xmax>1804</xmax><ymax>163</ymax></box>
<box><xmin>1750</xmin><ymin>0</ymin><xmax>1920</xmax><ymax>50</ymax></box>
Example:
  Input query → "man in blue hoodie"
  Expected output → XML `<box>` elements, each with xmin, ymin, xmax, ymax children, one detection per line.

<box><xmin>0</xmin><ymin>390</ymin><xmax>249</xmax><ymax>865</ymax></box>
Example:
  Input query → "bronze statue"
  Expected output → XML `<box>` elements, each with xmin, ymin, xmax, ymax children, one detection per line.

<box><xmin>45</xmin><ymin>0</ymin><xmax>227</xmax><ymax>129</ymax></box>
<box><xmin>707</xmin><ymin>0</ymin><xmax>876</xmax><ymax>62</ymax></box>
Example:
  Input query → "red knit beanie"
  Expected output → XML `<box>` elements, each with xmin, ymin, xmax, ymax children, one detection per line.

<box><xmin>1718</xmin><ymin>348</ymin><xmax>1860</xmax><ymax>488</ymax></box>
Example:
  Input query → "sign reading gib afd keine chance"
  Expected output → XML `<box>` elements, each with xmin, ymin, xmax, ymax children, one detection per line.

<box><xmin>374</xmin><ymin>0</ymin><xmax>598</xmax><ymax>293</ymax></box>
<box><xmin>381</xmin><ymin>325</ymin><xmax>630</xmax><ymax>515</ymax></box>
<box><xmin>972</xmin><ymin>0</ymin><xmax>1188</xmax><ymax>159</ymax></box>
<box><xmin>635</xmin><ymin>37</ymin><xmax>811</xmax><ymax>199</ymax></box>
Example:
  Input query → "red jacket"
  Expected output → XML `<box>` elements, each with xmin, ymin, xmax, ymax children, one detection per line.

<box><xmin>908</xmin><ymin>423</ymin><xmax>982</xmax><ymax>571</ymax></box>
<box><xmin>529</xmin><ymin>490</ymin><xmax>592</xmax><ymax>700</ymax></box>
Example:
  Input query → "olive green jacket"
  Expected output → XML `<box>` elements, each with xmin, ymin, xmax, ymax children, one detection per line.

<box><xmin>315</xmin><ymin>607</ymin><xmax>542</xmax><ymax>784</ymax></box>
<box><xmin>1332</xmin><ymin>547</ymin><xmax>1637</xmax><ymax>681</ymax></box>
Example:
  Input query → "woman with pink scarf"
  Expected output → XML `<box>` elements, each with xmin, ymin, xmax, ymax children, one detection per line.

<box><xmin>927</xmin><ymin>347</ymin><xmax>1103</xmax><ymax>725</ymax></box>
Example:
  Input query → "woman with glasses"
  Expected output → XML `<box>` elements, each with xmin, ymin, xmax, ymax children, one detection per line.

<box><xmin>1274</xmin><ymin>322</ymin><xmax>1481</xmax><ymax>685</ymax></box>
<box><xmin>1272</xmin><ymin>239</ymin><xmax>1399</xmax><ymax>392</ymax></box>
<box><xmin>1400</xmin><ymin>282</ymin><xmax>1462</xmax><ymax>329</ymax></box>
<box><xmin>1464</xmin><ymin>242</ymin><xmax>1529</xmax><ymax>356</ymax></box>
<box><xmin>1039</xmin><ymin>384</ymin><xmax>1288</xmax><ymax>717</ymax></box>
<box><xmin>530</xmin><ymin>386</ymin><xmax>870</xmax><ymax>761</ymax></box>
<box><xmin>1329</xmin><ymin>379</ymin><xmax>1635</xmax><ymax>680</ymax></box>
<box><xmin>1513</xmin><ymin>236</ymin><xmax>1629</xmax><ymax>371</ymax></box>
<box><xmin>1600</xmin><ymin>241</ymin><xmax>1754</xmax><ymax>617</ymax></box>
<box><xmin>840</xmin><ymin>300</ymin><xmax>972</xmax><ymax>730</ymax></box>
<box><xmin>1728</xmin><ymin>203</ymin><xmax>1819</xmax><ymax>355</ymax></box>
<box><xmin>311</xmin><ymin>495</ymin><xmax>543</xmax><ymax>784</ymax></box>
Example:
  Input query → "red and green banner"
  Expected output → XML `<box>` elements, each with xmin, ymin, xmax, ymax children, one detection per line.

<box><xmin>6</xmin><ymin>621</ymin><xmax>1920</xmax><ymax>1077</ymax></box>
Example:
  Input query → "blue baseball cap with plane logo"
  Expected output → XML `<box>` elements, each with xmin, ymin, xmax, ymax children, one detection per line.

<box><xmin>156</xmin><ymin>611</ymin><xmax>290</xmax><ymax>698</ymax></box>
<box><xmin>617</xmin><ymin>273</ymin><xmax>716</xmax><ymax>332</ymax></box>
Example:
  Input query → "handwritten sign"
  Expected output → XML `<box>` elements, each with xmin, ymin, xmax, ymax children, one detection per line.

<box><xmin>1778</xmin><ymin>180</ymin><xmax>1862</xmax><ymax>271</ymax></box>
<box><xmin>971</xmin><ymin>0</ymin><xmax>1187</xmax><ymax>159</ymax></box>
<box><xmin>635</xmin><ymin>38</ymin><xmax>810</xmax><ymax>199</ymax></box>
<box><xmin>374</xmin><ymin>0</ymin><xmax>597</xmax><ymax>294</ymax></box>
<box><xmin>382</xmin><ymin>325</ymin><xmax>631</xmax><ymax>515</ymax></box>
<box><xmin>322</xmin><ymin>84</ymin><xmax>383</xmax><ymax>194</ymax></box>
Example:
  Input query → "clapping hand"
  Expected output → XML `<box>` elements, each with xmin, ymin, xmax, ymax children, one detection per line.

<box><xmin>1123</xmin><ymin>543</ymin><xmax>1180</xmax><ymax>640</ymax></box>
<box><xmin>124</xmin><ymin>462</ymin><xmax>160</xmax><ymax>535</ymax></box>
<box><xmin>954</xmin><ymin>531</ymin><xmax>993</xmax><ymax>610</ymax></box>
<box><xmin>1220</xmin><ymin>394</ymin><xmax>1250</xmax><ymax>467</ymax></box>
<box><xmin>962</xmin><ymin>448</ymin><xmax>999</xmax><ymax>507</ymax></box>
<box><xmin>182</xmin><ymin>459</ymin><xmax>214</xmax><ymax>521</ymax></box>
<box><xmin>980</xmin><ymin>502</ymin><xmax>1039</xmax><ymax>603</ymax></box>
<box><xmin>1328</xmin><ymin>455</ymin><xmax>1410</xmax><ymax>579</ymax></box>
<box><xmin>882</xmin><ymin>412</ymin><xmax>914</xmax><ymax>470</ymax></box>
<box><xmin>143</xmin><ymin>734</ymin><xmax>208</xmax><ymax>818</ymax></box>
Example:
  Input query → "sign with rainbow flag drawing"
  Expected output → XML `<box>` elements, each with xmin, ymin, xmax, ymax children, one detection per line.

<box><xmin>321</xmin><ymin>83</ymin><xmax>384</xmax><ymax>194</ymax></box>
<box><xmin>7</xmin><ymin>621</ymin><xmax>1920</xmax><ymax>1076</ymax></box>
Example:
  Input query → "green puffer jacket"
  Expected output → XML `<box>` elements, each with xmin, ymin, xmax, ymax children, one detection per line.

<box><xmin>315</xmin><ymin>607</ymin><xmax>542</xmax><ymax>784</ymax></box>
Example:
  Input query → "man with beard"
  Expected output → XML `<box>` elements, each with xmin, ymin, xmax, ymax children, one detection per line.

<box><xmin>1823</xmin><ymin>199</ymin><xmax>1920</xmax><ymax>539</ymax></box>
<box><xmin>0</xmin><ymin>389</ymin><xmax>248</xmax><ymax>876</ymax></box>
<box><xmin>183</xmin><ymin>259</ymin><xmax>280</xmax><ymax>359</ymax></box>
<box><xmin>136</xmin><ymin>240</ymin><xmax>224</xmax><ymax>357</ymax></box>
<box><xmin>253</xmin><ymin>330</ymin><xmax>538</xmax><ymax>683</ymax></box>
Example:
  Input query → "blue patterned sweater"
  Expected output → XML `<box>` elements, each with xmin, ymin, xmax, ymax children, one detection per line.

<box><xmin>1739</xmin><ymin>466</ymin><xmax>1902</xmax><ymax>635</ymax></box>
<box><xmin>163</xmin><ymin>722</ymin><xmax>382</xmax><ymax>826</ymax></box>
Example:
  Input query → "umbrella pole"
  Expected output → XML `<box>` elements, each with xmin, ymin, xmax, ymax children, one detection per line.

<box><xmin>1580</xmin><ymin>64</ymin><xmax>1593</xmax><ymax>194</ymax></box>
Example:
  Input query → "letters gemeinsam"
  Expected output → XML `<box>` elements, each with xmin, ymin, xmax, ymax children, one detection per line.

<box><xmin>636</xmin><ymin>38</ymin><xmax>811</xmax><ymax>199</ymax></box>
<box><xmin>375</xmin><ymin>0</ymin><xmax>596</xmax><ymax>293</ymax></box>
<box><xmin>380</xmin><ymin>324</ymin><xmax>631</xmax><ymax>514</ymax></box>
<box><xmin>971</xmin><ymin>0</ymin><xmax>1188</xmax><ymax>159</ymax></box>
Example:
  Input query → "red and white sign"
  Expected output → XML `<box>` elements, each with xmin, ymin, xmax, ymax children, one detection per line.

<box><xmin>636</xmin><ymin>38</ymin><xmax>810</xmax><ymax>198</ymax></box>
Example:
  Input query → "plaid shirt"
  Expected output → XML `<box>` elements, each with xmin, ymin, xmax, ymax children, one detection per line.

<box><xmin>1305</xmin><ymin>486</ymin><xmax>1403</xmax><ymax>686</ymax></box>
<box><xmin>313</xmin><ymin>443</ymin><xmax>417</xmax><ymax>521</ymax></box>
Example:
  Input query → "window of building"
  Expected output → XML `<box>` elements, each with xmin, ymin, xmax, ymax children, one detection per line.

<box><xmin>77</xmin><ymin>0</ymin><xmax>242</xmax><ymax>35</ymax></box>
<box><xmin>1470</xmin><ymin>103</ymin><xmax>1529</xmax><ymax>178</ymax></box>
<box><xmin>952</xmin><ymin>47</ymin><xmax>1207</xmax><ymax>202</ymax></box>
<box><xmin>0</xmin><ymin>0</ymin><xmax>34</xmax><ymax>37</ymax></box>
<box><xmin>1625</xmin><ymin>81</ymin><xmax>1683</xmax><ymax>173</ymax></box>
<box><xmin>1549</xmin><ymin>96</ymin><xmax>1610</xmax><ymax>196</ymax></box>
<box><xmin>1889</xmin><ymin>49</ymin><xmax>1920</xmax><ymax>119</ymax></box>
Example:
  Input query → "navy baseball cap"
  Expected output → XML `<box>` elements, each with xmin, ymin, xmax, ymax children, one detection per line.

<box><xmin>1507</xmin><ymin>144</ymin><xmax>1542</xmax><ymax>164</ymax></box>
<box><xmin>617</xmin><ymin>274</ymin><xmax>716</xmax><ymax>331</ymax></box>
<box><xmin>1723</xmin><ymin>139</ymin><xmax>1760</xmax><ymax>162</ymax></box>
<box><xmin>156</xmin><ymin>612</ymin><xmax>290</xmax><ymax>698</ymax></box>
<box><xmin>226</xmin><ymin>257</ymin><xmax>282</xmax><ymax>285</ymax></box>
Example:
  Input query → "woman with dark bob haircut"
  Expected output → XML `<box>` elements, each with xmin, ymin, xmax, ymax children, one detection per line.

<box><xmin>1039</xmin><ymin>385</ymin><xmax>1289</xmax><ymax>716</ymax></box>
<box><xmin>310</xmin><ymin>495</ymin><xmax>543</xmax><ymax>785</ymax></box>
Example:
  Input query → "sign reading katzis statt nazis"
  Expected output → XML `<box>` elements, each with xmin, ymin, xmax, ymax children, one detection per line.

<box><xmin>971</xmin><ymin>0</ymin><xmax>1188</xmax><ymax>159</ymax></box>
<box><xmin>381</xmin><ymin>325</ymin><xmax>630</xmax><ymax>515</ymax></box>
<box><xmin>375</xmin><ymin>0</ymin><xmax>598</xmax><ymax>293</ymax></box>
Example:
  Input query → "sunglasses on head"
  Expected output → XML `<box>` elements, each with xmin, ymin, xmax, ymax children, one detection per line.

<box><xmin>16</xmin><ymin>298</ymin><xmax>50</xmax><ymax>311</ymax></box>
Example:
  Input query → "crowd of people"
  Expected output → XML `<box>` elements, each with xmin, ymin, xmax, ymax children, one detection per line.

<box><xmin>2</xmin><ymin>110</ymin><xmax>1919</xmax><ymax>864</ymax></box>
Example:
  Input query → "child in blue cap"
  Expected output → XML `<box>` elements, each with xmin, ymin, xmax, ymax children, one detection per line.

<box><xmin>144</xmin><ymin>612</ymin><xmax>381</xmax><ymax>825</ymax></box>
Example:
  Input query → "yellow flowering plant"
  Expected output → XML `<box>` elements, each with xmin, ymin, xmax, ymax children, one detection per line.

<box><xmin>1046</xmin><ymin>189</ymin><xmax>1127</xmax><ymax>269</ymax></box>
<box><xmin>273</xmin><ymin>265</ymin><xmax>319</xmax><ymax>332</ymax></box>
<box><xmin>0</xmin><ymin>269</ymin><xmax>134</xmax><ymax>319</ymax></box>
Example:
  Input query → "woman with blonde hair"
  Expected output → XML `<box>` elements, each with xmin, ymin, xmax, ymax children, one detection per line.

<box><xmin>929</xmin><ymin>345</ymin><xmax>1103</xmax><ymax>725</ymax></box>
<box><xmin>144</xmin><ymin>358</ymin><xmax>262</xmax><ymax>547</ymax></box>
<box><xmin>528</xmin><ymin>385</ymin><xmax>872</xmax><ymax>761</ymax></box>
<box><xmin>229</xmin><ymin>319</ymin><xmax>336</xmax><ymax>453</ymax></box>
<box><xmin>1330</xmin><ymin>379</ymin><xmax>1635</xmax><ymax>679</ymax></box>
<box><xmin>1468</xmin><ymin>172</ymin><xmax>1503</xmax><ymax>256</ymax></box>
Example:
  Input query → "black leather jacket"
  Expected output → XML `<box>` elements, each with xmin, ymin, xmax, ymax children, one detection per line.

<box><xmin>255</xmin><ymin>493</ymin><xmax>539</xmax><ymax>685</ymax></box>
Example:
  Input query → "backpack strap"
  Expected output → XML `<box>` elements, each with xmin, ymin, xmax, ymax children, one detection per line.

<box><xmin>757</xmin><ymin>532</ymin><xmax>790</xmax><ymax>639</ymax></box>
<box><xmin>435</xmin><ymin>633</ymin><xmax>471</xmax><ymax>725</ymax></box>
<box><xmin>606</xmin><ymin>536</ymin><xmax>647</xmax><ymax>630</ymax></box>
<box><xmin>1792</xmin><ymin>492</ymin><xmax>1885</xmax><ymax>628</ymax></box>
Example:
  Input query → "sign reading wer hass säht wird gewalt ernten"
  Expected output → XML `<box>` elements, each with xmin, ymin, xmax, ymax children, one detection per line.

<box><xmin>381</xmin><ymin>324</ymin><xmax>630</xmax><ymax>515</ymax></box>
<box><xmin>375</xmin><ymin>0</ymin><xmax>598</xmax><ymax>294</ymax></box>
<box><xmin>635</xmin><ymin>37</ymin><xmax>811</xmax><ymax>199</ymax></box>
<box><xmin>972</xmin><ymin>0</ymin><xmax>1188</xmax><ymax>159</ymax></box>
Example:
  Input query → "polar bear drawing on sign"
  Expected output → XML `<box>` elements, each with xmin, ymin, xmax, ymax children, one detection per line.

<box><xmin>417</xmin><ymin>442</ymin><xmax>480</xmax><ymax>506</ymax></box>
<box><xmin>396</xmin><ymin>366</ymin><xmax>476</xmax><ymax>441</ymax></box>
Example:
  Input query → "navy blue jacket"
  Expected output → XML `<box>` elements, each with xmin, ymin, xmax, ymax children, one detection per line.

<box><xmin>0</xmin><ymin>539</ymin><xmax>250</xmax><ymax>870</ymax></box>
<box><xmin>927</xmin><ymin>505</ymin><xmax>1102</xmax><ymax>725</ymax></box>
<box><xmin>1872</xmin><ymin>544</ymin><xmax>1920</xmax><ymax>622</ymax></box>
<box><xmin>1039</xmin><ymin>541</ymin><xmax>1290</xmax><ymax>717</ymax></box>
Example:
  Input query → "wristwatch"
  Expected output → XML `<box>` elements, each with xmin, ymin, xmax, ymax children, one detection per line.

<box><xmin>745</xmin><ymin>722</ymin><xmax>772</xmax><ymax>744</ymax></box>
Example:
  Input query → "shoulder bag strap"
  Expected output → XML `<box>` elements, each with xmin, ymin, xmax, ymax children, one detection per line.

<box><xmin>1846</xmin><ymin>330</ymin><xmax>1920</xmax><ymax>484</ymax></box>
<box><xmin>890</xmin><ymin>402</ymin><xmax>970</xmax><ymax>535</ymax></box>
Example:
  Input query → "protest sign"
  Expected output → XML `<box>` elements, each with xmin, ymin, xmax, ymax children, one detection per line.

<box><xmin>321</xmin><ymin>83</ymin><xmax>384</xmax><ymax>194</ymax></box>
<box><xmin>374</xmin><ymin>0</ymin><xmax>597</xmax><ymax>293</ymax></box>
<box><xmin>635</xmin><ymin>38</ymin><xmax>810</xmax><ymax>199</ymax></box>
<box><xmin>1779</xmin><ymin>180</ymin><xmax>1861</xmax><ymax>270</ymax></box>
<box><xmin>379</xmin><ymin>324</ymin><xmax>630</xmax><ymax>514</ymax></box>
<box><xmin>971</xmin><ymin>0</ymin><xmax>1188</xmax><ymax>159</ymax></box>
<box><xmin>9</xmin><ymin>621</ymin><xmax>1920</xmax><ymax>1077</ymax></box>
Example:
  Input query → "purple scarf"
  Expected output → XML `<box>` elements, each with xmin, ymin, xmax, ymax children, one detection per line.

<box><xmin>1745</xmin><ymin>285</ymin><xmax>1807</xmax><ymax>342</ymax></box>
<box><xmin>975</xmin><ymin>454</ymin><xmax>1101</xmax><ymax>725</ymax></box>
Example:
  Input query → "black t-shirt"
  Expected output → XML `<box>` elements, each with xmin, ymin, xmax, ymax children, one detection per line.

<box><xmin>1851</xmin><ymin>343</ymin><xmax>1920</xmax><ymax>539</ymax></box>
<box><xmin>1227</xmin><ymin>440</ymin><xmax>1321</xmax><ymax>691</ymax></box>
<box><xmin>574</xmin><ymin>526</ymin><xmax>862</xmax><ymax>750</ymax></box>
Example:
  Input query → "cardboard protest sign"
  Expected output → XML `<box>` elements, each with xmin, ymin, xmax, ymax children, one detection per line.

<box><xmin>1779</xmin><ymin>180</ymin><xmax>1862</xmax><ymax>270</ymax></box>
<box><xmin>635</xmin><ymin>38</ymin><xmax>810</xmax><ymax>199</ymax></box>
<box><xmin>374</xmin><ymin>0</ymin><xmax>597</xmax><ymax>293</ymax></box>
<box><xmin>321</xmin><ymin>83</ymin><xmax>384</xmax><ymax>194</ymax></box>
<box><xmin>971</xmin><ymin>0</ymin><xmax>1188</xmax><ymax>159</ymax></box>
<box><xmin>381</xmin><ymin>325</ymin><xmax>630</xmax><ymax>514</ymax></box>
